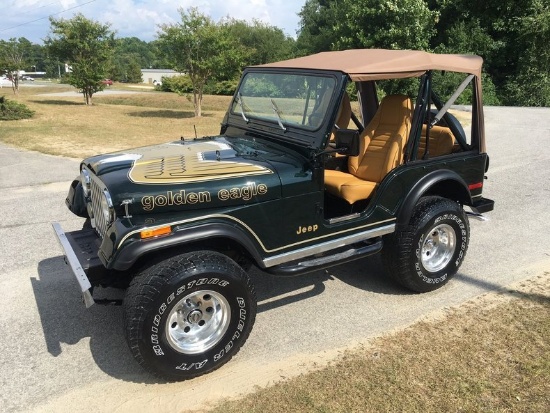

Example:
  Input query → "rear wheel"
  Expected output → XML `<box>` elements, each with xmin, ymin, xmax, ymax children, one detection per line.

<box><xmin>382</xmin><ymin>196</ymin><xmax>469</xmax><ymax>292</ymax></box>
<box><xmin>123</xmin><ymin>251</ymin><xmax>256</xmax><ymax>381</ymax></box>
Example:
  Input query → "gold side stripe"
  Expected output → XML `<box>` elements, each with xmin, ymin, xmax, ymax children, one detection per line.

<box><xmin>117</xmin><ymin>214</ymin><xmax>396</xmax><ymax>255</ymax></box>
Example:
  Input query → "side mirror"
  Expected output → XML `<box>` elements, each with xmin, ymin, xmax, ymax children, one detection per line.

<box><xmin>334</xmin><ymin>129</ymin><xmax>360</xmax><ymax>156</ymax></box>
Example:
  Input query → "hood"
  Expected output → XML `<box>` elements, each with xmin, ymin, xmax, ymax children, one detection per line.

<box><xmin>82</xmin><ymin>137</ymin><xmax>299</xmax><ymax>215</ymax></box>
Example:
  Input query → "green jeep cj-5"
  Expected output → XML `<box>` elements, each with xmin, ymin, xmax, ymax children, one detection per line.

<box><xmin>53</xmin><ymin>49</ymin><xmax>494</xmax><ymax>380</ymax></box>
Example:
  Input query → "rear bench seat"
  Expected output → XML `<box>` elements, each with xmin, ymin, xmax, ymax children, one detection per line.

<box><xmin>418</xmin><ymin>124</ymin><xmax>455</xmax><ymax>158</ymax></box>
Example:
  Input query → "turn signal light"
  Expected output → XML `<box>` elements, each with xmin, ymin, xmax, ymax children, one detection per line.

<box><xmin>140</xmin><ymin>226</ymin><xmax>172</xmax><ymax>239</ymax></box>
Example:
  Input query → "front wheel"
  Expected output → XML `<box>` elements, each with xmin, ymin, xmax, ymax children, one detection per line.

<box><xmin>123</xmin><ymin>251</ymin><xmax>256</xmax><ymax>381</ymax></box>
<box><xmin>382</xmin><ymin>196</ymin><xmax>470</xmax><ymax>292</ymax></box>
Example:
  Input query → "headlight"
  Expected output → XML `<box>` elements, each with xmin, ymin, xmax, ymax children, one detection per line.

<box><xmin>80</xmin><ymin>169</ymin><xmax>91</xmax><ymax>197</ymax></box>
<box><xmin>100</xmin><ymin>189</ymin><xmax>115</xmax><ymax>224</ymax></box>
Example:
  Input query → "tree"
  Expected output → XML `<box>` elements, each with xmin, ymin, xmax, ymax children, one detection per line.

<box><xmin>157</xmin><ymin>8</ymin><xmax>247</xmax><ymax>117</ymax></box>
<box><xmin>110</xmin><ymin>36</ymin><xmax>165</xmax><ymax>80</ymax></box>
<box><xmin>296</xmin><ymin>0</ymin><xmax>345</xmax><ymax>55</ymax></box>
<box><xmin>115</xmin><ymin>37</ymin><xmax>156</xmax><ymax>69</ymax></box>
<box><xmin>45</xmin><ymin>14</ymin><xmax>115</xmax><ymax>105</ymax></box>
<box><xmin>125</xmin><ymin>59</ymin><xmax>143</xmax><ymax>83</ymax></box>
<box><xmin>297</xmin><ymin>0</ymin><xmax>437</xmax><ymax>96</ymax></box>
<box><xmin>0</xmin><ymin>38</ymin><xmax>33</xmax><ymax>94</ymax></box>
<box><xmin>336</xmin><ymin>0</ymin><xmax>436</xmax><ymax>50</ymax></box>
<box><xmin>428</xmin><ymin>0</ymin><xmax>550</xmax><ymax>106</ymax></box>
<box><xmin>502</xmin><ymin>0</ymin><xmax>550</xmax><ymax>106</ymax></box>
<box><xmin>28</xmin><ymin>42</ymin><xmax>47</xmax><ymax>72</ymax></box>
<box><xmin>297</xmin><ymin>0</ymin><xmax>436</xmax><ymax>54</ymax></box>
<box><xmin>110</xmin><ymin>52</ymin><xmax>143</xmax><ymax>83</ymax></box>
<box><xmin>222</xmin><ymin>19</ymin><xmax>295</xmax><ymax>67</ymax></box>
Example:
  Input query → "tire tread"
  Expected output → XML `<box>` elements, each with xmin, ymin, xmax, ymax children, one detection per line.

<box><xmin>382</xmin><ymin>196</ymin><xmax>469</xmax><ymax>292</ymax></box>
<box><xmin>123</xmin><ymin>251</ymin><xmax>256</xmax><ymax>381</ymax></box>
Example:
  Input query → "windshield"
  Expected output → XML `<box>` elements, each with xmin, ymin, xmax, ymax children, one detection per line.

<box><xmin>232</xmin><ymin>72</ymin><xmax>337</xmax><ymax>131</ymax></box>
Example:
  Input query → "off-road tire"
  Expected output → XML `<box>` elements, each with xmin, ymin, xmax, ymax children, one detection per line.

<box><xmin>123</xmin><ymin>251</ymin><xmax>256</xmax><ymax>381</ymax></box>
<box><xmin>382</xmin><ymin>196</ymin><xmax>469</xmax><ymax>292</ymax></box>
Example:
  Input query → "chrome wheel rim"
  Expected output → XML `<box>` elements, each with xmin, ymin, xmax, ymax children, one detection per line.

<box><xmin>166</xmin><ymin>290</ymin><xmax>230</xmax><ymax>354</ymax></box>
<box><xmin>421</xmin><ymin>224</ymin><xmax>456</xmax><ymax>272</ymax></box>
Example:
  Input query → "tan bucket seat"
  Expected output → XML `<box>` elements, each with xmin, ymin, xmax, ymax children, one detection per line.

<box><xmin>325</xmin><ymin>94</ymin><xmax>413</xmax><ymax>204</ymax></box>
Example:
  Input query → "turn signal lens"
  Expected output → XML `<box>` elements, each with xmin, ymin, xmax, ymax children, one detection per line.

<box><xmin>140</xmin><ymin>226</ymin><xmax>172</xmax><ymax>239</ymax></box>
<box><xmin>80</xmin><ymin>169</ymin><xmax>91</xmax><ymax>197</ymax></box>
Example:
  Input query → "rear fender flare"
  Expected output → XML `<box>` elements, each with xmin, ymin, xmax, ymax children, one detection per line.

<box><xmin>397</xmin><ymin>170</ymin><xmax>471</xmax><ymax>227</ymax></box>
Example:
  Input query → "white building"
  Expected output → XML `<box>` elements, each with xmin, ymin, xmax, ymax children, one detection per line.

<box><xmin>141</xmin><ymin>69</ymin><xmax>182</xmax><ymax>85</ymax></box>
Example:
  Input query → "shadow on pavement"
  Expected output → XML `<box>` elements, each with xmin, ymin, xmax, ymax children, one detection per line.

<box><xmin>34</xmin><ymin>253</ymin><xmax>406</xmax><ymax>382</ymax></box>
<box><xmin>34</xmin><ymin>256</ymin><xmax>157</xmax><ymax>383</ymax></box>
<box><xmin>252</xmin><ymin>254</ymin><xmax>408</xmax><ymax>314</ymax></box>
<box><xmin>457</xmin><ymin>273</ymin><xmax>550</xmax><ymax>304</ymax></box>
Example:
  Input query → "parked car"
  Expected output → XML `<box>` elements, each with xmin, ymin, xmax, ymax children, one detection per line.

<box><xmin>101</xmin><ymin>79</ymin><xmax>113</xmax><ymax>86</ymax></box>
<box><xmin>21</xmin><ymin>75</ymin><xmax>34</xmax><ymax>81</ymax></box>
<box><xmin>53</xmin><ymin>48</ymin><xmax>493</xmax><ymax>381</ymax></box>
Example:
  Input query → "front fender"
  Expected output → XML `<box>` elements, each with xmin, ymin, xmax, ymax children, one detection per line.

<box><xmin>107</xmin><ymin>221</ymin><xmax>266</xmax><ymax>272</ymax></box>
<box><xmin>65</xmin><ymin>178</ymin><xmax>89</xmax><ymax>218</ymax></box>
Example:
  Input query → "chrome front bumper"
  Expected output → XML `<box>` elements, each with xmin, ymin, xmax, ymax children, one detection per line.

<box><xmin>52</xmin><ymin>222</ymin><xmax>95</xmax><ymax>308</ymax></box>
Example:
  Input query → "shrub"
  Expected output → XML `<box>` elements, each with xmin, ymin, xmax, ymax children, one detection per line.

<box><xmin>205</xmin><ymin>79</ymin><xmax>239</xmax><ymax>96</ymax></box>
<box><xmin>159</xmin><ymin>76</ymin><xmax>238</xmax><ymax>96</ymax></box>
<box><xmin>159</xmin><ymin>75</ymin><xmax>193</xmax><ymax>94</ymax></box>
<box><xmin>240</xmin><ymin>77</ymin><xmax>282</xmax><ymax>97</ymax></box>
<box><xmin>0</xmin><ymin>96</ymin><xmax>35</xmax><ymax>120</ymax></box>
<box><xmin>503</xmin><ymin>69</ymin><xmax>550</xmax><ymax>107</ymax></box>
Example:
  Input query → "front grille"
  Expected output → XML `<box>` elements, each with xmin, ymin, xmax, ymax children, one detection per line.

<box><xmin>88</xmin><ymin>172</ymin><xmax>110</xmax><ymax>239</ymax></box>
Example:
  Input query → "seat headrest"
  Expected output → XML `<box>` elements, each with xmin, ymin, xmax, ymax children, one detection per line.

<box><xmin>378</xmin><ymin>94</ymin><xmax>412</xmax><ymax>126</ymax></box>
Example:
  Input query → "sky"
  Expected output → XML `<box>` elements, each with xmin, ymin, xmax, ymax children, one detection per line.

<box><xmin>0</xmin><ymin>0</ymin><xmax>305</xmax><ymax>44</ymax></box>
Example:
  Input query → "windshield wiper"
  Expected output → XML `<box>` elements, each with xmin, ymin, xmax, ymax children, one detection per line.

<box><xmin>270</xmin><ymin>98</ymin><xmax>287</xmax><ymax>132</ymax></box>
<box><xmin>237</xmin><ymin>92</ymin><xmax>249</xmax><ymax>123</ymax></box>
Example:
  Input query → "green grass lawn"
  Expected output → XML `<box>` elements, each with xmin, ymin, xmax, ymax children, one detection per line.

<box><xmin>0</xmin><ymin>83</ymin><xmax>231</xmax><ymax>158</ymax></box>
<box><xmin>209</xmin><ymin>273</ymin><xmax>550</xmax><ymax>413</ymax></box>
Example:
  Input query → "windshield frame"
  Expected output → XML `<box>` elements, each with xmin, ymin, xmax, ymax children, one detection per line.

<box><xmin>226</xmin><ymin>68</ymin><xmax>348</xmax><ymax>150</ymax></box>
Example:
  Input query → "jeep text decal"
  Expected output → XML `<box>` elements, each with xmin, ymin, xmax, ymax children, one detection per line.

<box><xmin>142</xmin><ymin>182</ymin><xmax>268</xmax><ymax>211</ymax></box>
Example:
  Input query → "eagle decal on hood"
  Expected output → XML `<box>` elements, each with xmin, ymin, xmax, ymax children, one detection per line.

<box><xmin>126</xmin><ymin>141</ymin><xmax>273</xmax><ymax>184</ymax></box>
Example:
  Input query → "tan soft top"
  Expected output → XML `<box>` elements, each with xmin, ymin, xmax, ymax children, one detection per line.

<box><xmin>260</xmin><ymin>49</ymin><xmax>486</xmax><ymax>153</ymax></box>
<box><xmin>259</xmin><ymin>49</ymin><xmax>483</xmax><ymax>81</ymax></box>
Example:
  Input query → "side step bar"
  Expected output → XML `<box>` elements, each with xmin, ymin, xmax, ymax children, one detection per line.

<box><xmin>266</xmin><ymin>238</ymin><xmax>383</xmax><ymax>276</ymax></box>
<box><xmin>471</xmin><ymin>197</ymin><xmax>494</xmax><ymax>214</ymax></box>
<box><xmin>466</xmin><ymin>211</ymin><xmax>488</xmax><ymax>221</ymax></box>
<box><xmin>466</xmin><ymin>197</ymin><xmax>494</xmax><ymax>221</ymax></box>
